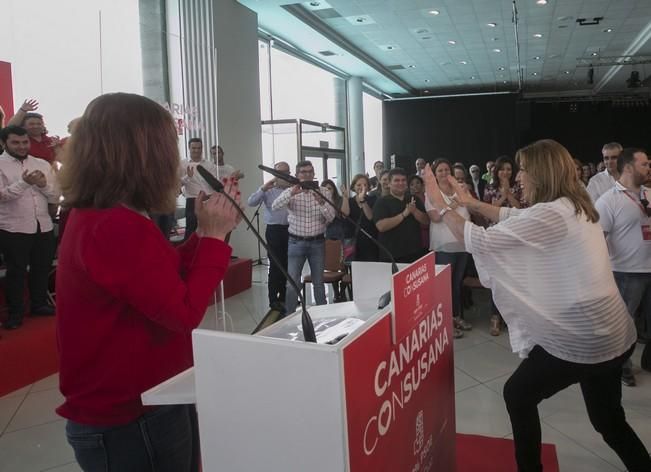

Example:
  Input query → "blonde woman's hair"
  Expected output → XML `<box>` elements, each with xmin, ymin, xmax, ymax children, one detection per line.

<box><xmin>515</xmin><ymin>139</ymin><xmax>599</xmax><ymax>223</ymax></box>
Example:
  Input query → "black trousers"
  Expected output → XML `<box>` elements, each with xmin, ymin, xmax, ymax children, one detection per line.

<box><xmin>150</xmin><ymin>213</ymin><xmax>175</xmax><ymax>240</ymax></box>
<box><xmin>503</xmin><ymin>344</ymin><xmax>650</xmax><ymax>472</ymax></box>
<box><xmin>0</xmin><ymin>229</ymin><xmax>55</xmax><ymax>320</ymax></box>
<box><xmin>265</xmin><ymin>224</ymin><xmax>289</xmax><ymax>307</ymax></box>
<box><xmin>183</xmin><ymin>198</ymin><xmax>197</xmax><ymax>241</ymax></box>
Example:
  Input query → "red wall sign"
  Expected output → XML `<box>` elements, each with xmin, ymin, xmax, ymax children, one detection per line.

<box><xmin>343</xmin><ymin>262</ymin><xmax>455</xmax><ymax>472</ymax></box>
<box><xmin>0</xmin><ymin>61</ymin><xmax>14</xmax><ymax>121</ymax></box>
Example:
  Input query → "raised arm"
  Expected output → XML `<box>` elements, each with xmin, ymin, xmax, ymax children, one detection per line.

<box><xmin>7</xmin><ymin>99</ymin><xmax>39</xmax><ymax>127</ymax></box>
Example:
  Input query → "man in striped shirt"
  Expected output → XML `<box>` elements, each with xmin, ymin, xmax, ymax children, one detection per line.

<box><xmin>272</xmin><ymin>161</ymin><xmax>335</xmax><ymax>314</ymax></box>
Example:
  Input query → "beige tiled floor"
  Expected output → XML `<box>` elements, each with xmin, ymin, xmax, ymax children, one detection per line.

<box><xmin>1</xmin><ymin>265</ymin><xmax>649</xmax><ymax>471</ymax></box>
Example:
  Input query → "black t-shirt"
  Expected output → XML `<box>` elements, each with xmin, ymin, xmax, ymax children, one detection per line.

<box><xmin>372</xmin><ymin>194</ymin><xmax>426</xmax><ymax>261</ymax></box>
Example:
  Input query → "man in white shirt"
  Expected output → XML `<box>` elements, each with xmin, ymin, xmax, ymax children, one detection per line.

<box><xmin>595</xmin><ymin>147</ymin><xmax>651</xmax><ymax>387</ymax></box>
<box><xmin>211</xmin><ymin>145</ymin><xmax>244</xmax><ymax>180</ymax></box>
<box><xmin>587</xmin><ymin>142</ymin><xmax>622</xmax><ymax>202</ymax></box>
<box><xmin>180</xmin><ymin>138</ymin><xmax>219</xmax><ymax>240</ymax></box>
<box><xmin>415</xmin><ymin>158</ymin><xmax>426</xmax><ymax>177</ymax></box>
<box><xmin>0</xmin><ymin>126</ymin><xmax>59</xmax><ymax>329</ymax></box>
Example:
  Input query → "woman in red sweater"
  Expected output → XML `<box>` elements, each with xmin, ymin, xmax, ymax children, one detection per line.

<box><xmin>56</xmin><ymin>93</ymin><xmax>240</xmax><ymax>472</ymax></box>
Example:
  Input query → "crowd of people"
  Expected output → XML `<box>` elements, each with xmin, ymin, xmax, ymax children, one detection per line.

<box><xmin>1</xmin><ymin>93</ymin><xmax>650</xmax><ymax>471</ymax></box>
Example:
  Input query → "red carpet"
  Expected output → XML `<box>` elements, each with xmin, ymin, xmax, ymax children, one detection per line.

<box><xmin>0</xmin><ymin>316</ymin><xmax>58</xmax><ymax>397</ymax></box>
<box><xmin>456</xmin><ymin>433</ymin><xmax>559</xmax><ymax>471</ymax></box>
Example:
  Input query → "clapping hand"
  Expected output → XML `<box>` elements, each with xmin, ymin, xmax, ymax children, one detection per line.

<box><xmin>446</xmin><ymin>176</ymin><xmax>475</xmax><ymax>207</ymax></box>
<box><xmin>22</xmin><ymin>169</ymin><xmax>46</xmax><ymax>188</ymax></box>
<box><xmin>187</xmin><ymin>165</ymin><xmax>194</xmax><ymax>178</ymax></box>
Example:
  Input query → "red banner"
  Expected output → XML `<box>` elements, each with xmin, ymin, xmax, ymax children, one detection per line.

<box><xmin>392</xmin><ymin>252</ymin><xmax>437</xmax><ymax>344</ymax></box>
<box><xmin>0</xmin><ymin>61</ymin><xmax>14</xmax><ymax>121</ymax></box>
<box><xmin>343</xmin><ymin>263</ymin><xmax>455</xmax><ymax>472</ymax></box>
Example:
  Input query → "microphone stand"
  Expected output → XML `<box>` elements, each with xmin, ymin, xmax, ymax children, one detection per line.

<box><xmin>258</xmin><ymin>165</ymin><xmax>399</xmax><ymax>309</ymax></box>
<box><xmin>248</xmin><ymin>202</ymin><xmax>268</xmax><ymax>267</ymax></box>
<box><xmin>196</xmin><ymin>165</ymin><xmax>317</xmax><ymax>343</ymax></box>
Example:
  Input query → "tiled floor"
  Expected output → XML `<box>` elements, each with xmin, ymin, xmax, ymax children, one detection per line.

<box><xmin>1</xmin><ymin>265</ymin><xmax>650</xmax><ymax>471</ymax></box>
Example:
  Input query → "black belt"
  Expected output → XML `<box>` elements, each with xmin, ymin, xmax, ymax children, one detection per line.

<box><xmin>289</xmin><ymin>233</ymin><xmax>324</xmax><ymax>241</ymax></box>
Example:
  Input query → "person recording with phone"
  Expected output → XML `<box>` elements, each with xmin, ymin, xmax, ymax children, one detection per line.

<box><xmin>271</xmin><ymin>160</ymin><xmax>335</xmax><ymax>315</ymax></box>
<box><xmin>373</xmin><ymin>168</ymin><xmax>429</xmax><ymax>263</ymax></box>
<box><xmin>247</xmin><ymin>161</ymin><xmax>292</xmax><ymax>311</ymax></box>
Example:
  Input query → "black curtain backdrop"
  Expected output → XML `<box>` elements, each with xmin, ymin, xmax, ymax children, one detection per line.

<box><xmin>383</xmin><ymin>94</ymin><xmax>651</xmax><ymax>173</ymax></box>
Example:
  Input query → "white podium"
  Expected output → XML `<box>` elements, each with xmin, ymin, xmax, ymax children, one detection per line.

<box><xmin>143</xmin><ymin>259</ymin><xmax>456</xmax><ymax>472</ymax></box>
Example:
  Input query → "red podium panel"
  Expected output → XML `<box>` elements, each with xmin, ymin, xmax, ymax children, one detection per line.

<box><xmin>343</xmin><ymin>260</ymin><xmax>455</xmax><ymax>472</ymax></box>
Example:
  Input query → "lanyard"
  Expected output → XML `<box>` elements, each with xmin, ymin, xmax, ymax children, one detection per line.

<box><xmin>621</xmin><ymin>187</ymin><xmax>648</xmax><ymax>218</ymax></box>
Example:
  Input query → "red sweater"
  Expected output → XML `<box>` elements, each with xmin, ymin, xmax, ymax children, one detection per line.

<box><xmin>56</xmin><ymin>206</ymin><xmax>231</xmax><ymax>425</ymax></box>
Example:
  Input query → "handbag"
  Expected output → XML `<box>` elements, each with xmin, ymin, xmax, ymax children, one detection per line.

<box><xmin>343</xmin><ymin>209</ymin><xmax>364</xmax><ymax>262</ymax></box>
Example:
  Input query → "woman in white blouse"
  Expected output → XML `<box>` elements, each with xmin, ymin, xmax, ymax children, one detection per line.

<box><xmin>423</xmin><ymin>139</ymin><xmax>650</xmax><ymax>472</ymax></box>
<box><xmin>425</xmin><ymin>159</ymin><xmax>471</xmax><ymax>339</ymax></box>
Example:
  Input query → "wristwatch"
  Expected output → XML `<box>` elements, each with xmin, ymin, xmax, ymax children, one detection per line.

<box><xmin>438</xmin><ymin>206</ymin><xmax>453</xmax><ymax>217</ymax></box>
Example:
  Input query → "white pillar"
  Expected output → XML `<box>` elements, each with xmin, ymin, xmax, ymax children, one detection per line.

<box><xmin>346</xmin><ymin>77</ymin><xmax>365</xmax><ymax>177</ymax></box>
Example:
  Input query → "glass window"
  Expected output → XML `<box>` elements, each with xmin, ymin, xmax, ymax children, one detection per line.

<box><xmin>0</xmin><ymin>0</ymin><xmax>143</xmax><ymax>136</ymax></box>
<box><xmin>363</xmin><ymin>92</ymin><xmax>383</xmax><ymax>176</ymax></box>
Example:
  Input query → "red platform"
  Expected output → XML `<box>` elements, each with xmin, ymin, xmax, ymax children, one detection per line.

<box><xmin>217</xmin><ymin>258</ymin><xmax>252</xmax><ymax>300</ymax></box>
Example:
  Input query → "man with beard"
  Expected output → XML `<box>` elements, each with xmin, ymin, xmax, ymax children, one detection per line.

<box><xmin>0</xmin><ymin>126</ymin><xmax>59</xmax><ymax>329</ymax></box>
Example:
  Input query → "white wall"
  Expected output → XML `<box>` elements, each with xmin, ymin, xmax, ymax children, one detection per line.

<box><xmin>0</xmin><ymin>0</ymin><xmax>142</xmax><ymax>135</ymax></box>
<box><xmin>213</xmin><ymin>0</ymin><xmax>264</xmax><ymax>260</ymax></box>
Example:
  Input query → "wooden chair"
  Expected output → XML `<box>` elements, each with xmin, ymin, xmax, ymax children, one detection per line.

<box><xmin>302</xmin><ymin>240</ymin><xmax>346</xmax><ymax>303</ymax></box>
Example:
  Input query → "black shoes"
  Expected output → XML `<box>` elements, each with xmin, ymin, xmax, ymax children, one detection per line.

<box><xmin>31</xmin><ymin>305</ymin><xmax>55</xmax><ymax>316</ymax></box>
<box><xmin>4</xmin><ymin>319</ymin><xmax>23</xmax><ymax>330</ymax></box>
<box><xmin>622</xmin><ymin>368</ymin><xmax>636</xmax><ymax>387</ymax></box>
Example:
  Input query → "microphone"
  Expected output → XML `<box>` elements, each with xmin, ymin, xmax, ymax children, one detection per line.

<box><xmin>258</xmin><ymin>165</ymin><xmax>398</xmax><ymax>309</ymax></box>
<box><xmin>196</xmin><ymin>165</ymin><xmax>317</xmax><ymax>343</ymax></box>
<box><xmin>258</xmin><ymin>164</ymin><xmax>318</xmax><ymax>190</ymax></box>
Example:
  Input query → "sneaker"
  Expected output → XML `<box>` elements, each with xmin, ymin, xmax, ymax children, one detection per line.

<box><xmin>489</xmin><ymin>315</ymin><xmax>501</xmax><ymax>336</ymax></box>
<box><xmin>622</xmin><ymin>368</ymin><xmax>636</xmax><ymax>387</ymax></box>
<box><xmin>453</xmin><ymin>316</ymin><xmax>473</xmax><ymax>331</ymax></box>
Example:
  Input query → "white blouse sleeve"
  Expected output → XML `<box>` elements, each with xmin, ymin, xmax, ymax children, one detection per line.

<box><xmin>466</xmin><ymin>204</ymin><xmax>569</xmax><ymax>255</ymax></box>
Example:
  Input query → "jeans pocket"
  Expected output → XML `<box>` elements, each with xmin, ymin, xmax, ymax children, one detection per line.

<box><xmin>66</xmin><ymin>432</ymin><xmax>108</xmax><ymax>472</ymax></box>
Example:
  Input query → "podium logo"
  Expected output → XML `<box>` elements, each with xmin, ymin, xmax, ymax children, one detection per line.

<box><xmin>413</xmin><ymin>410</ymin><xmax>424</xmax><ymax>455</ymax></box>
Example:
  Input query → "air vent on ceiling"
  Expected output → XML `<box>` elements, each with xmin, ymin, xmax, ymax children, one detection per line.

<box><xmin>318</xmin><ymin>50</ymin><xmax>337</xmax><ymax>56</ymax></box>
<box><xmin>313</xmin><ymin>8</ymin><xmax>342</xmax><ymax>19</ymax></box>
<box><xmin>388</xmin><ymin>65</ymin><xmax>406</xmax><ymax>70</ymax></box>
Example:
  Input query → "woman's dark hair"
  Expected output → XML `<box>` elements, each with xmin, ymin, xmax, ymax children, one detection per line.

<box><xmin>408</xmin><ymin>174</ymin><xmax>423</xmax><ymax>187</ymax></box>
<box><xmin>452</xmin><ymin>163</ymin><xmax>470</xmax><ymax>183</ymax></box>
<box><xmin>321</xmin><ymin>179</ymin><xmax>341</xmax><ymax>207</ymax></box>
<box><xmin>431</xmin><ymin>158</ymin><xmax>452</xmax><ymax>176</ymax></box>
<box><xmin>350</xmin><ymin>173</ymin><xmax>370</xmax><ymax>192</ymax></box>
<box><xmin>491</xmin><ymin>155</ymin><xmax>517</xmax><ymax>188</ymax></box>
<box><xmin>59</xmin><ymin>93</ymin><xmax>179</xmax><ymax>213</ymax></box>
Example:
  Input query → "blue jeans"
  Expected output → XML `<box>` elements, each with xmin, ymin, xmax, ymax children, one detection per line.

<box><xmin>613</xmin><ymin>272</ymin><xmax>651</xmax><ymax>370</ymax></box>
<box><xmin>436</xmin><ymin>251</ymin><xmax>469</xmax><ymax>319</ymax></box>
<box><xmin>285</xmin><ymin>237</ymin><xmax>325</xmax><ymax>314</ymax></box>
<box><xmin>65</xmin><ymin>405</ymin><xmax>199</xmax><ymax>472</ymax></box>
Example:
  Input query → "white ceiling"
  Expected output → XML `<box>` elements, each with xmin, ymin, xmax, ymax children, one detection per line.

<box><xmin>239</xmin><ymin>0</ymin><xmax>651</xmax><ymax>97</ymax></box>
